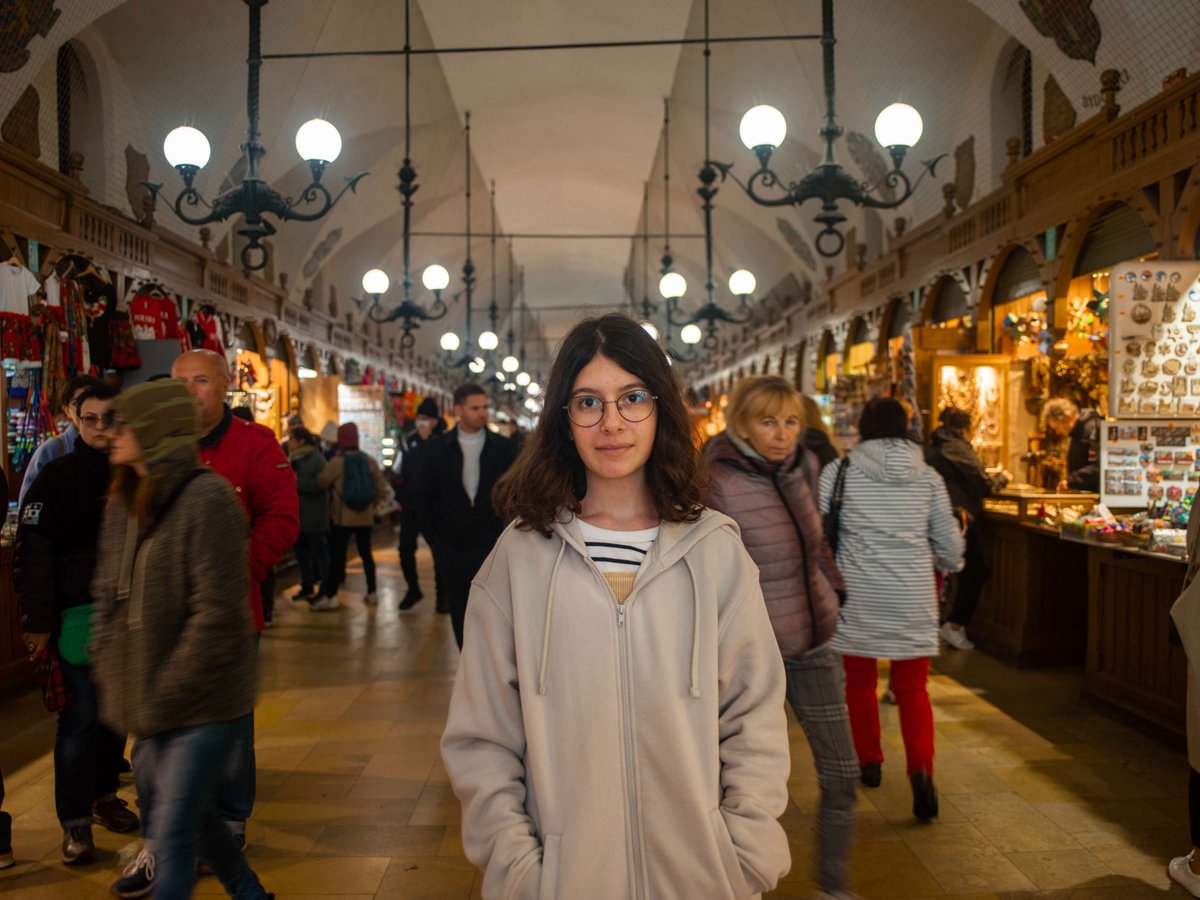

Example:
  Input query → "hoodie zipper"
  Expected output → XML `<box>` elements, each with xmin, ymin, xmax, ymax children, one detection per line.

<box><xmin>587</xmin><ymin>558</ymin><xmax>657</xmax><ymax>900</ymax></box>
<box><xmin>615</xmin><ymin>601</ymin><xmax>646</xmax><ymax>900</ymax></box>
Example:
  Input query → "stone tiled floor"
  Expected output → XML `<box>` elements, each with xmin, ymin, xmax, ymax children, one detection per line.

<box><xmin>0</xmin><ymin>538</ymin><xmax>1193</xmax><ymax>898</ymax></box>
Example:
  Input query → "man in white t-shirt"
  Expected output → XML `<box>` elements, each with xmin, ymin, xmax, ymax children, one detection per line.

<box><xmin>416</xmin><ymin>384</ymin><xmax>517</xmax><ymax>648</ymax></box>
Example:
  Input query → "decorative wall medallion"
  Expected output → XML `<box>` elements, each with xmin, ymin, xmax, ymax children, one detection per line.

<box><xmin>953</xmin><ymin>136</ymin><xmax>975</xmax><ymax>210</ymax></box>
<box><xmin>776</xmin><ymin>217</ymin><xmax>816</xmax><ymax>271</ymax></box>
<box><xmin>301</xmin><ymin>227</ymin><xmax>343</xmax><ymax>279</ymax></box>
<box><xmin>124</xmin><ymin>145</ymin><xmax>152</xmax><ymax>223</ymax></box>
<box><xmin>1</xmin><ymin>84</ymin><xmax>39</xmax><ymax>156</ymax></box>
<box><xmin>0</xmin><ymin>1</ymin><xmax>60</xmax><ymax>72</ymax></box>
<box><xmin>1043</xmin><ymin>75</ymin><xmax>1078</xmax><ymax>141</ymax></box>
<box><xmin>1020</xmin><ymin>0</ymin><xmax>1101</xmax><ymax>64</ymax></box>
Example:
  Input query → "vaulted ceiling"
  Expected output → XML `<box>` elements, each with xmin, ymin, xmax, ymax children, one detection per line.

<box><xmin>1</xmin><ymin>0</ymin><xmax>1195</xmax><ymax>374</ymax></box>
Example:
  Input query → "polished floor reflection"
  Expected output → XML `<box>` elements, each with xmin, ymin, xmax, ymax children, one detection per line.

<box><xmin>0</xmin><ymin>537</ymin><xmax>1190</xmax><ymax>898</ymax></box>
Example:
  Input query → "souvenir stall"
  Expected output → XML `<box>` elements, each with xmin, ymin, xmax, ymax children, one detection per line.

<box><xmin>338</xmin><ymin>378</ymin><xmax>388</xmax><ymax>465</ymax></box>
<box><xmin>911</xmin><ymin>276</ymin><xmax>975</xmax><ymax>440</ymax></box>
<box><xmin>264</xmin><ymin>323</ymin><xmax>299</xmax><ymax>421</ymax></box>
<box><xmin>297</xmin><ymin>345</ymin><xmax>341</xmax><ymax>437</ymax></box>
<box><xmin>1068</xmin><ymin>258</ymin><xmax>1197</xmax><ymax>735</ymax></box>
<box><xmin>231</xmin><ymin>320</ymin><xmax>283</xmax><ymax>437</ymax></box>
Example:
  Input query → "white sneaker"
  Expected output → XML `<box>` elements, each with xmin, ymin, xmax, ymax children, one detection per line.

<box><xmin>939</xmin><ymin>622</ymin><xmax>975</xmax><ymax>650</ymax></box>
<box><xmin>364</xmin><ymin>592</ymin><xmax>378</xmax><ymax>605</ymax></box>
<box><xmin>1170</xmin><ymin>852</ymin><xmax>1200</xmax><ymax>897</ymax></box>
<box><xmin>309</xmin><ymin>596</ymin><xmax>340</xmax><ymax>611</ymax></box>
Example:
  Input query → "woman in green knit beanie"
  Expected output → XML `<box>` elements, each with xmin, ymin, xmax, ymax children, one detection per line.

<box><xmin>90</xmin><ymin>380</ymin><xmax>275</xmax><ymax>899</ymax></box>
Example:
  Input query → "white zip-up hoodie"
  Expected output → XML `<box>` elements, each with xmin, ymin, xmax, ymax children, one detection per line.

<box><xmin>441</xmin><ymin>507</ymin><xmax>791</xmax><ymax>900</ymax></box>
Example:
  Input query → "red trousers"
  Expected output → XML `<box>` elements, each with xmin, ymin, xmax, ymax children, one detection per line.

<box><xmin>842</xmin><ymin>655</ymin><xmax>934</xmax><ymax>776</ymax></box>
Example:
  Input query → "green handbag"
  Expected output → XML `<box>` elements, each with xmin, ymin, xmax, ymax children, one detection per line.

<box><xmin>57</xmin><ymin>605</ymin><xmax>92</xmax><ymax>666</ymax></box>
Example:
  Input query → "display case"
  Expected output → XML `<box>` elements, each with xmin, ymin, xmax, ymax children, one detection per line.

<box><xmin>933</xmin><ymin>354</ymin><xmax>1008</xmax><ymax>468</ymax></box>
<box><xmin>981</xmin><ymin>485</ymin><xmax>1098</xmax><ymax>529</ymax></box>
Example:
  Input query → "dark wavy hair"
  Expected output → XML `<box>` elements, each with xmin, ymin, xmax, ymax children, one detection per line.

<box><xmin>858</xmin><ymin>397</ymin><xmax>914</xmax><ymax>441</ymax></box>
<box><xmin>493</xmin><ymin>313</ymin><xmax>706</xmax><ymax>534</ymax></box>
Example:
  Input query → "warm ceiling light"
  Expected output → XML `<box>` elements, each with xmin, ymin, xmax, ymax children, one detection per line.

<box><xmin>874</xmin><ymin>102</ymin><xmax>923</xmax><ymax>149</ymax></box>
<box><xmin>361</xmin><ymin>268</ymin><xmax>389</xmax><ymax>295</ymax></box>
<box><xmin>163</xmin><ymin>125</ymin><xmax>211</xmax><ymax>169</ymax></box>
<box><xmin>478</xmin><ymin>330</ymin><xmax>499</xmax><ymax>350</ymax></box>
<box><xmin>739</xmin><ymin>105</ymin><xmax>787</xmax><ymax>151</ymax></box>
<box><xmin>440</xmin><ymin>332</ymin><xmax>461</xmax><ymax>352</ymax></box>
<box><xmin>527</xmin><ymin>382</ymin><xmax>541</xmax><ymax>396</ymax></box>
<box><xmin>469</xmin><ymin>357</ymin><xmax>487</xmax><ymax>374</ymax></box>
<box><xmin>502</xmin><ymin>355</ymin><xmax>520</xmax><ymax>373</ymax></box>
<box><xmin>659</xmin><ymin>272</ymin><xmax>687</xmax><ymax>300</ymax></box>
<box><xmin>680</xmin><ymin>324</ymin><xmax>703</xmax><ymax>344</ymax></box>
<box><xmin>295</xmin><ymin>118</ymin><xmax>343</xmax><ymax>163</ymax></box>
<box><xmin>728</xmin><ymin>269</ymin><xmax>756</xmax><ymax>297</ymax></box>
<box><xmin>516</xmin><ymin>372</ymin><xmax>531</xmax><ymax>386</ymax></box>
<box><xmin>422</xmin><ymin>264</ymin><xmax>450</xmax><ymax>292</ymax></box>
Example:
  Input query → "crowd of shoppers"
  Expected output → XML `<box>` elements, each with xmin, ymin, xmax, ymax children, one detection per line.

<box><xmin>4</xmin><ymin>310</ymin><xmax>1141</xmax><ymax>900</ymax></box>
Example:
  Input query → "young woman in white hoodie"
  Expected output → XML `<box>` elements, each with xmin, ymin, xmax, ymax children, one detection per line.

<box><xmin>441</xmin><ymin>314</ymin><xmax>791</xmax><ymax>900</ymax></box>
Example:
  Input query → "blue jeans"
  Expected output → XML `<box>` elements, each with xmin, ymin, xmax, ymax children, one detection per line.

<box><xmin>138</xmin><ymin>715</ymin><xmax>268</xmax><ymax>899</ymax></box>
<box><xmin>294</xmin><ymin>532</ymin><xmax>330</xmax><ymax>594</ymax></box>
<box><xmin>56</xmin><ymin>660</ymin><xmax>125</xmax><ymax>827</ymax></box>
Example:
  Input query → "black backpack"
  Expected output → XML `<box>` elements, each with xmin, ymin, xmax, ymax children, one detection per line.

<box><xmin>341</xmin><ymin>453</ymin><xmax>374</xmax><ymax>511</ymax></box>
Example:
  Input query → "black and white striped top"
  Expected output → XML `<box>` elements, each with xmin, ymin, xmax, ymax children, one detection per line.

<box><xmin>578</xmin><ymin>520</ymin><xmax>659</xmax><ymax>574</ymax></box>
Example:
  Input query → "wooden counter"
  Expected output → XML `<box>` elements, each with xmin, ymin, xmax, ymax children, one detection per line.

<box><xmin>0</xmin><ymin>544</ymin><xmax>32</xmax><ymax>696</ymax></box>
<box><xmin>1084</xmin><ymin>544</ymin><xmax>1187</xmax><ymax>737</ymax></box>
<box><xmin>971</xmin><ymin>516</ymin><xmax>1091</xmax><ymax>667</ymax></box>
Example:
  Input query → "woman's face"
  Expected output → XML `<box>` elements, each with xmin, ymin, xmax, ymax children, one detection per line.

<box><xmin>738</xmin><ymin>406</ymin><xmax>802</xmax><ymax>462</ymax></box>
<box><xmin>567</xmin><ymin>354</ymin><xmax>657</xmax><ymax>486</ymax></box>
<box><xmin>105</xmin><ymin>415</ymin><xmax>143</xmax><ymax>468</ymax></box>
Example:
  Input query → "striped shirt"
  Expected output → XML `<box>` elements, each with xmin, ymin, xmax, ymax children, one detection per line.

<box><xmin>578</xmin><ymin>520</ymin><xmax>658</xmax><ymax>574</ymax></box>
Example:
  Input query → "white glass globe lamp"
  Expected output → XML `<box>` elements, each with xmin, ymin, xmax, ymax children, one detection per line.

<box><xmin>739</xmin><ymin>105</ymin><xmax>787</xmax><ymax>151</ymax></box>
<box><xmin>874</xmin><ymin>103</ymin><xmax>923</xmax><ymax>149</ymax></box>
<box><xmin>469</xmin><ymin>357</ymin><xmax>487</xmax><ymax>374</ymax></box>
<box><xmin>361</xmin><ymin>269</ymin><xmax>389</xmax><ymax>296</ymax></box>
<box><xmin>440</xmin><ymin>332</ymin><xmax>461</xmax><ymax>352</ymax></box>
<box><xmin>516</xmin><ymin>371</ymin><xmax>531</xmax><ymax>387</ymax></box>
<box><xmin>478</xmin><ymin>330</ymin><xmax>499</xmax><ymax>351</ymax></box>
<box><xmin>422</xmin><ymin>264</ymin><xmax>451</xmax><ymax>292</ymax></box>
<box><xmin>295</xmin><ymin>118</ymin><xmax>342</xmax><ymax>164</ymax></box>
<box><xmin>501</xmin><ymin>355</ymin><xmax>520</xmax><ymax>373</ymax></box>
<box><xmin>659</xmin><ymin>272</ymin><xmax>687</xmax><ymax>300</ymax></box>
<box><xmin>728</xmin><ymin>269</ymin><xmax>757</xmax><ymax>298</ymax></box>
<box><xmin>680</xmin><ymin>323</ymin><xmax>704</xmax><ymax>345</ymax></box>
<box><xmin>163</xmin><ymin>126</ymin><xmax>211</xmax><ymax>169</ymax></box>
<box><xmin>527</xmin><ymin>382</ymin><xmax>541</xmax><ymax>397</ymax></box>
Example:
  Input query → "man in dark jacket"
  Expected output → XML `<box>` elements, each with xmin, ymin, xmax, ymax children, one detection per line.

<box><xmin>417</xmin><ymin>384</ymin><xmax>517</xmax><ymax>648</ymax></box>
<box><xmin>397</xmin><ymin>397</ymin><xmax>445</xmax><ymax>611</ymax></box>
<box><xmin>925</xmin><ymin>409</ymin><xmax>1010</xmax><ymax>650</ymax></box>
<box><xmin>16</xmin><ymin>382</ymin><xmax>137</xmax><ymax>865</ymax></box>
<box><xmin>1046</xmin><ymin>398</ymin><xmax>1101</xmax><ymax>493</ymax></box>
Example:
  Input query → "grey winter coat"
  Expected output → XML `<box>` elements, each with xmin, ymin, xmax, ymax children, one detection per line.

<box><xmin>90</xmin><ymin>467</ymin><xmax>255</xmax><ymax>738</ymax></box>
<box><xmin>290</xmin><ymin>444</ymin><xmax>329</xmax><ymax>534</ymax></box>
<box><xmin>819</xmin><ymin>438</ymin><xmax>964</xmax><ymax>660</ymax></box>
<box><xmin>704</xmin><ymin>432</ymin><xmax>846</xmax><ymax>658</ymax></box>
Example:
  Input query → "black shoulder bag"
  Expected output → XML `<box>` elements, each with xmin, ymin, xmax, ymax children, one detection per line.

<box><xmin>823</xmin><ymin>458</ymin><xmax>850</xmax><ymax>555</ymax></box>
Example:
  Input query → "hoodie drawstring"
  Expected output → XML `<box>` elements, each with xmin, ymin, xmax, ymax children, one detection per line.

<box><xmin>538</xmin><ymin>540</ymin><xmax>567</xmax><ymax>696</ymax></box>
<box><xmin>683</xmin><ymin>557</ymin><xmax>701</xmax><ymax>699</ymax></box>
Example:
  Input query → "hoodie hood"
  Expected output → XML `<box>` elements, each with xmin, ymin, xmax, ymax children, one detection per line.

<box><xmin>539</xmin><ymin>507</ymin><xmax>740</xmax><ymax>699</ymax></box>
<box><xmin>850</xmin><ymin>437</ymin><xmax>924</xmax><ymax>483</ymax></box>
<box><xmin>705</xmin><ymin>430</ymin><xmax>799</xmax><ymax>480</ymax></box>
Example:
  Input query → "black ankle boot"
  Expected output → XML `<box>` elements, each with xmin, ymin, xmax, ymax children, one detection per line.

<box><xmin>911</xmin><ymin>771</ymin><xmax>938</xmax><ymax>821</ymax></box>
<box><xmin>860</xmin><ymin>762</ymin><xmax>882</xmax><ymax>787</ymax></box>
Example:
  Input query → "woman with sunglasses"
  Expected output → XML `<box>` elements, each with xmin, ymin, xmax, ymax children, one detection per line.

<box><xmin>89</xmin><ymin>381</ymin><xmax>275</xmax><ymax>899</ymax></box>
<box><xmin>441</xmin><ymin>314</ymin><xmax>790</xmax><ymax>900</ymax></box>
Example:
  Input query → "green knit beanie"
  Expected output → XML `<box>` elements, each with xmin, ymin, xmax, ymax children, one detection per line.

<box><xmin>112</xmin><ymin>380</ymin><xmax>199</xmax><ymax>471</ymax></box>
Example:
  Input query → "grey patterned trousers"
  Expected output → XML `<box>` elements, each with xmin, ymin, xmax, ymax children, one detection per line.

<box><xmin>784</xmin><ymin>643</ymin><xmax>859</xmax><ymax>893</ymax></box>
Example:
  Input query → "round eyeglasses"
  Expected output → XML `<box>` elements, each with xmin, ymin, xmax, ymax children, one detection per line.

<box><xmin>563</xmin><ymin>390</ymin><xmax>658</xmax><ymax>427</ymax></box>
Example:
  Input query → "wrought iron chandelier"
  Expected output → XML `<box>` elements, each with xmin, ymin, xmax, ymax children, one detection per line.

<box><xmin>716</xmin><ymin>0</ymin><xmax>943</xmax><ymax>258</ymax></box>
<box><xmin>150</xmin><ymin>0</ymin><xmax>367</xmax><ymax>272</ymax></box>
<box><xmin>659</xmin><ymin>34</ymin><xmax>759</xmax><ymax>353</ymax></box>
<box><xmin>359</xmin><ymin>0</ymin><xmax>450</xmax><ymax>347</ymax></box>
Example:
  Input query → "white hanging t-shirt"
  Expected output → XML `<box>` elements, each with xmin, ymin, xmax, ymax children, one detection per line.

<box><xmin>0</xmin><ymin>263</ymin><xmax>40</xmax><ymax>315</ymax></box>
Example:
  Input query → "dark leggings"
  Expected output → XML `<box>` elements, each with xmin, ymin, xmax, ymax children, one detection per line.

<box><xmin>948</xmin><ymin>524</ymin><xmax>989</xmax><ymax>627</ymax></box>
<box><xmin>1191</xmin><ymin>769</ymin><xmax>1200</xmax><ymax>846</ymax></box>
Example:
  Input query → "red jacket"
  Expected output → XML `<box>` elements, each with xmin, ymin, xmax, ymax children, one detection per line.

<box><xmin>198</xmin><ymin>408</ymin><xmax>299</xmax><ymax>632</ymax></box>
